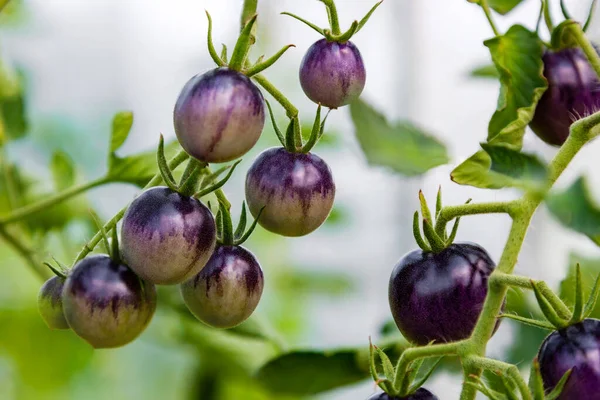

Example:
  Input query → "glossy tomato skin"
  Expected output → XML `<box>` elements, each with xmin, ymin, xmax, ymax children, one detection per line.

<box><xmin>300</xmin><ymin>39</ymin><xmax>366</xmax><ymax>109</ymax></box>
<box><xmin>62</xmin><ymin>255</ymin><xmax>156</xmax><ymax>348</ymax></box>
<box><xmin>530</xmin><ymin>47</ymin><xmax>600</xmax><ymax>146</ymax></box>
<box><xmin>538</xmin><ymin>318</ymin><xmax>600</xmax><ymax>400</ymax></box>
<box><xmin>180</xmin><ymin>245</ymin><xmax>264</xmax><ymax>329</ymax></box>
<box><xmin>245</xmin><ymin>147</ymin><xmax>335</xmax><ymax>237</ymax></box>
<box><xmin>173</xmin><ymin>67</ymin><xmax>265</xmax><ymax>163</ymax></box>
<box><xmin>121</xmin><ymin>187</ymin><xmax>216</xmax><ymax>285</ymax></box>
<box><xmin>389</xmin><ymin>243</ymin><xmax>497</xmax><ymax>345</ymax></box>
<box><xmin>367</xmin><ymin>388</ymin><xmax>439</xmax><ymax>400</ymax></box>
<box><xmin>38</xmin><ymin>276</ymin><xmax>69</xmax><ymax>330</ymax></box>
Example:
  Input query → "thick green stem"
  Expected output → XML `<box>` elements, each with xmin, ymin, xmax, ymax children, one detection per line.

<box><xmin>459</xmin><ymin>365</ymin><xmax>481</xmax><ymax>400</ymax></box>
<box><xmin>241</xmin><ymin>0</ymin><xmax>258</xmax><ymax>30</ymax></box>
<box><xmin>253</xmin><ymin>74</ymin><xmax>298</xmax><ymax>119</ymax></box>
<box><xmin>0</xmin><ymin>176</ymin><xmax>111</xmax><ymax>226</ymax></box>
<box><xmin>71</xmin><ymin>150</ymin><xmax>189</xmax><ymax>266</ymax></box>
<box><xmin>434</xmin><ymin>201</ymin><xmax>516</xmax><ymax>237</ymax></box>
<box><xmin>466</xmin><ymin>357</ymin><xmax>532</xmax><ymax>400</ymax></box>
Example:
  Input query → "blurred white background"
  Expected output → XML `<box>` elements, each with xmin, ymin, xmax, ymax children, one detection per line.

<box><xmin>3</xmin><ymin>0</ymin><xmax>600</xmax><ymax>398</ymax></box>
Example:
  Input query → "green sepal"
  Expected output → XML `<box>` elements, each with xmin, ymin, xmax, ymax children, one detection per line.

<box><xmin>265</xmin><ymin>100</ymin><xmax>286</xmax><ymax>148</ymax></box>
<box><xmin>110</xmin><ymin>226</ymin><xmax>120</xmax><ymax>264</ymax></box>
<box><xmin>205</xmin><ymin>11</ymin><xmax>226</xmax><ymax>67</ymax></box>
<box><xmin>499</xmin><ymin>313</ymin><xmax>556</xmax><ymax>330</ymax></box>
<box><xmin>583</xmin><ymin>0</ymin><xmax>598</xmax><ymax>32</ymax></box>
<box><xmin>215</xmin><ymin>207</ymin><xmax>223</xmax><ymax>243</ymax></box>
<box><xmin>435</xmin><ymin>186</ymin><xmax>442</xmax><ymax>219</ymax></box>
<box><xmin>569</xmin><ymin>264</ymin><xmax>584</xmax><ymax>324</ymax></box>
<box><xmin>466</xmin><ymin>379</ymin><xmax>508</xmax><ymax>400</ymax></box>
<box><xmin>43</xmin><ymin>262</ymin><xmax>67</xmax><ymax>279</ymax></box>
<box><xmin>179</xmin><ymin>159</ymin><xmax>207</xmax><ymax>197</ymax></box>
<box><xmin>329</xmin><ymin>20</ymin><xmax>358</xmax><ymax>43</ymax></box>
<box><xmin>90</xmin><ymin>211</ymin><xmax>111</xmax><ymax>257</ymax></box>
<box><xmin>280</xmin><ymin>12</ymin><xmax>325</xmax><ymax>35</ymax></box>
<box><xmin>217</xmin><ymin>199</ymin><xmax>234</xmax><ymax>245</ymax></box>
<box><xmin>499</xmin><ymin>374</ymin><xmax>519</xmax><ymax>400</ymax></box>
<box><xmin>198</xmin><ymin>164</ymin><xmax>230</xmax><ymax>190</ymax></box>
<box><xmin>528</xmin><ymin>358</ymin><xmax>545</xmax><ymax>400</ymax></box>
<box><xmin>532</xmin><ymin>281</ymin><xmax>569</xmax><ymax>328</ymax></box>
<box><xmin>422</xmin><ymin>218</ymin><xmax>445</xmax><ymax>253</ymax></box>
<box><xmin>418</xmin><ymin>191</ymin><xmax>433</xmax><ymax>222</ymax></box>
<box><xmin>546</xmin><ymin>369</ymin><xmax>572</xmax><ymax>400</ymax></box>
<box><xmin>373</xmin><ymin>345</ymin><xmax>395</xmax><ymax>383</ymax></box>
<box><xmin>229</xmin><ymin>14</ymin><xmax>258</xmax><ymax>71</ymax></box>
<box><xmin>407</xmin><ymin>357</ymin><xmax>443</xmax><ymax>395</ymax></box>
<box><xmin>234</xmin><ymin>206</ymin><xmax>265</xmax><ymax>246</ymax></box>
<box><xmin>356</xmin><ymin>1</ymin><xmax>384</xmax><ymax>32</ymax></box>
<box><xmin>284</xmin><ymin>117</ymin><xmax>301</xmax><ymax>152</ymax></box>
<box><xmin>245</xmin><ymin>44</ymin><xmax>295</xmax><ymax>77</ymax></box>
<box><xmin>220</xmin><ymin>44</ymin><xmax>228</xmax><ymax>64</ymax></box>
<box><xmin>233</xmin><ymin>201</ymin><xmax>248</xmax><ymax>241</ymax></box>
<box><xmin>368</xmin><ymin>338</ymin><xmax>379</xmax><ymax>383</ymax></box>
<box><xmin>413</xmin><ymin>211</ymin><xmax>431</xmax><ymax>252</ymax></box>
<box><xmin>157</xmin><ymin>135</ymin><xmax>178</xmax><ymax>191</ymax></box>
<box><xmin>583</xmin><ymin>273</ymin><xmax>600</xmax><ymax>319</ymax></box>
<box><xmin>194</xmin><ymin>160</ymin><xmax>241</xmax><ymax>198</ymax></box>
<box><xmin>301</xmin><ymin>104</ymin><xmax>323</xmax><ymax>153</ymax></box>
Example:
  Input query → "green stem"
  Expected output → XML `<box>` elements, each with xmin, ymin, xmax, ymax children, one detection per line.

<box><xmin>71</xmin><ymin>150</ymin><xmax>189</xmax><ymax>266</ymax></box>
<box><xmin>434</xmin><ymin>201</ymin><xmax>516</xmax><ymax>237</ymax></box>
<box><xmin>0</xmin><ymin>225</ymin><xmax>46</xmax><ymax>279</ymax></box>
<box><xmin>320</xmin><ymin>0</ymin><xmax>341</xmax><ymax>36</ymax></box>
<box><xmin>392</xmin><ymin>341</ymin><xmax>464</xmax><ymax>391</ymax></box>
<box><xmin>479</xmin><ymin>0</ymin><xmax>500</xmax><ymax>36</ymax></box>
<box><xmin>241</xmin><ymin>0</ymin><xmax>258</xmax><ymax>30</ymax></box>
<box><xmin>459</xmin><ymin>115</ymin><xmax>596</xmax><ymax>399</ymax></box>
<box><xmin>543</xmin><ymin>0</ymin><xmax>554</xmax><ymax>33</ymax></box>
<box><xmin>215</xmin><ymin>188</ymin><xmax>231</xmax><ymax>211</ymax></box>
<box><xmin>0</xmin><ymin>176</ymin><xmax>111</xmax><ymax>226</ymax></box>
<box><xmin>253</xmin><ymin>74</ymin><xmax>298</xmax><ymax>119</ymax></box>
<box><xmin>492</xmin><ymin>272</ymin><xmax>572</xmax><ymax>319</ymax></box>
<box><xmin>0</xmin><ymin>149</ymin><xmax>18</xmax><ymax>210</ymax></box>
<box><xmin>466</xmin><ymin>357</ymin><xmax>532</xmax><ymax>400</ymax></box>
<box><xmin>569</xmin><ymin>22</ymin><xmax>600</xmax><ymax>82</ymax></box>
<box><xmin>459</xmin><ymin>366</ymin><xmax>481</xmax><ymax>400</ymax></box>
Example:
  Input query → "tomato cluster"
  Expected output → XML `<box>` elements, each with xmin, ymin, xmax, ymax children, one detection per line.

<box><xmin>35</xmin><ymin>7</ymin><xmax>372</xmax><ymax>349</ymax></box>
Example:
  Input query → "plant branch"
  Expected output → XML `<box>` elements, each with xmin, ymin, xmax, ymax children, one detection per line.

<box><xmin>434</xmin><ymin>201</ymin><xmax>517</xmax><ymax>237</ymax></box>
<box><xmin>479</xmin><ymin>0</ymin><xmax>500</xmax><ymax>36</ymax></box>
<box><xmin>0</xmin><ymin>225</ymin><xmax>46</xmax><ymax>279</ymax></box>
<box><xmin>0</xmin><ymin>176</ymin><xmax>111</xmax><ymax>226</ymax></box>
<box><xmin>252</xmin><ymin>74</ymin><xmax>298</xmax><ymax>119</ymax></box>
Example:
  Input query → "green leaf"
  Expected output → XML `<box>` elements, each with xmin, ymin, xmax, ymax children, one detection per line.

<box><xmin>560</xmin><ymin>253</ymin><xmax>600</xmax><ymax>319</ymax></box>
<box><xmin>256</xmin><ymin>340</ymin><xmax>409</xmax><ymax>395</ymax></box>
<box><xmin>451</xmin><ymin>25</ymin><xmax>547</xmax><ymax>188</ymax></box>
<box><xmin>107</xmin><ymin>139</ymin><xmax>181</xmax><ymax>187</ymax></box>
<box><xmin>470</xmin><ymin>64</ymin><xmax>500</xmax><ymax>79</ymax></box>
<box><xmin>110</xmin><ymin>111</ymin><xmax>134</xmax><ymax>153</ymax></box>
<box><xmin>480</xmin><ymin>143</ymin><xmax>547</xmax><ymax>189</ymax></box>
<box><xmin>487</xmin><ymin>0</ymin><xmax>524</xmax><ymax>15</ymax></box>
<box><xmin>256</xmin><ymin>350</ymin><xmax>367</xmax><ymax>395</ymax></box>
<box><xmin>0</xmin><ymin>86</ymin><xmax>27</xmax><ymax>140</ymax></box>
<box><xmin>349</xmin><ymin>99</ymin><xmax>449</xmax><ymax>176</ymax></box>
<box><xmin>546</xmin><ymin>177</ymin><xmax>600</xmax><ymax>245</ymax></box>
<box><xmin>50</xmin><ymin>151</ymin><xmax>75</xmax><ymax>191</ymax></box>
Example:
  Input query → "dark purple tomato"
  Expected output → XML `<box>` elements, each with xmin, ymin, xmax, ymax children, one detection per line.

<box><xmin>368</xmin><ymin>388</ymin><xmax>439</xmax><ymax>400</ymax></box>
<box><xmin>173</xmin><ymin>67</ymin><xmax>265</xmax><ymax>163</ymax></box>
<box><xmin>121</xmin><ymin>187</ymin><xmax>216</xmax><ymax>285</ymax></box>
<box><xmin>389</xmin><ymin>243</ymin><xmax>497</xmax><ymax>345</ymax></box>
<box><xmin>62</xmin><ymin>255</ymin><xmax>156</xmax><ymax>348</ymax></box>
<box><xmin>245</xmin><ymin>147</ymin><xmax>335</xmax><ymax>237</ymax></box>
<box><xmin>180</xmin><ymin>245</ymin><xmax>263</xmax><ymax>329</ymax></box>
<box><xmin>538</xmin><ymin>318</ymin><xmax>600</xmax><ymax>399</ymax></box>
<box><xmin>38</xmin><ymin>276</ymin><xmax>69</xmax><ymax>330</ymax></box>
<box><xmin>530</xmin><ymin>47</ymin><xmax>600</xmax><ymax>146</ymax></box>
<box><xmin>299</xmin><ymin>39</ymin><xmax>366</xmax><ymax>109</ymax></box>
